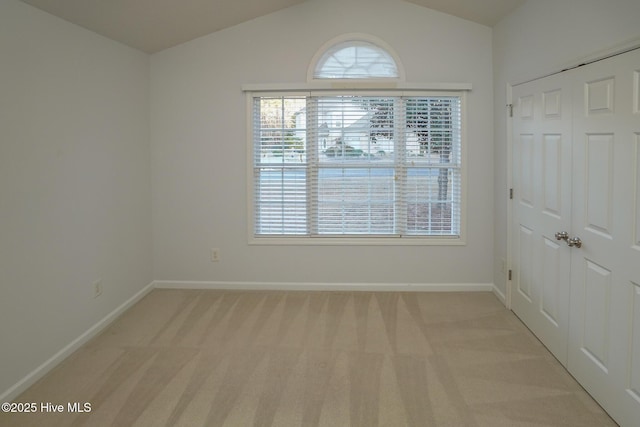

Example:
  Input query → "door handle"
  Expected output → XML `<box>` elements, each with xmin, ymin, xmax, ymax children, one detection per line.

<box><xmin>555</xmin><ymin>232</ymin><xmax>582</xmax><ymax>248</ymax></box>
<box><xmin>567</xmin><ymin>237</ymin><xmax>582</xmax><ymax>248</ymax></box>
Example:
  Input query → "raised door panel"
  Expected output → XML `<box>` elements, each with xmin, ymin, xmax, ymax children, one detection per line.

<box><xmin>518</xmin><ymin>133</ymin><xmax>535</xmax><ymax>208</ymax></box>
<box><xmin>580</xmin><ymin>259</ymin><xmax>612</xmax><ymax>374</ymax></box>
<box><xmin>586</xmin><ymin>77</ymin><xmax>615</xmax><ymax>115</ymax></box>
<box><xmin>628</xmin><ymin>282</ymin><xmax>640</xmax><ymax>404</ymax></box>
<box><xmin>542</xmin><ymin>134</ymin><xmax>562</xmax><ymax>218</ymax></box>
<box><xmin>584</xmin><ymin>134</ymin><xmax>614</xmax><ymax>238</ymax></box>
<box><xmin>517</xmin><ymin>225</ymin><xmax>534</xmax><ymax>302</ymax></box>
<box><xmin>540</xmin><ymin>237</ymin><xmax>562</xmax><ymax>326</ymax></box>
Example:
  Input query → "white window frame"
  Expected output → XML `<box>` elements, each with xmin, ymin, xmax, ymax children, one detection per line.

<box><xmin>245</xmin><ymin>86</ymin><xmax>469</xmax><ymax>246</ymax></box>
<box><xmin>309</xmin><ymin>34</ymin><xmax>403</xmax><ymax>81</ymax></box>
<box><xmin>246</xmin><ymin>33</ymin><xmax>468</xmax><ymax>245</ymax></box>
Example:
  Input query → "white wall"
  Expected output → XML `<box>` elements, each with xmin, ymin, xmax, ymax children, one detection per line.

<box><xmin>0</xmin><ymin>0</ymin><xmax>152</xmax><ymax>398</ymax></box>
<box><xmin>150</xmin><ymin>0</ymin><xmax>494</xmax><ymax>286</ymax></box>
<box><xmin>492</xmin><ymin>0</ymin><xmax>640</xmax><ymax>296</ymax></box>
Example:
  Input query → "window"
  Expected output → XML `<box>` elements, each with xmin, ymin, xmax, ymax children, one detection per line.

<box><xmin>250</xmin><ymin>93</ymin><xmax>464</xmax><ymax>243</ymax></box>
<box><xmin>247</xmin><ymin>34</ymin><xmax>466</xmax><ymax>244</ymax></box>
<box><xmin>313</xmin><ymin>40</ymin><xmax>399</xmax><ymax>79</ymax></box>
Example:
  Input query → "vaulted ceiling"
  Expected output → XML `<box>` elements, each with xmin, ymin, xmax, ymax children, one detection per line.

<box><xmin>19</xmin><ymin>0</ymin><xmax>525</xmax><ymax>53</ymax></box>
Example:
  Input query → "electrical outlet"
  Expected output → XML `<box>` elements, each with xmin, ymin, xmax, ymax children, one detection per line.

<box><xmin>211</xmin><ymin>248</ymin><xmax>220</xmax><ymax>262</ymax></box>
<box><xmin>93</xmin><ymin>279</ymin><xmax>103</xmax><ymax>298</ymax></box>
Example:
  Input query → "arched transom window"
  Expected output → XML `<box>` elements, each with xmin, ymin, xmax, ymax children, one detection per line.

<box><xmin>310</xmin><ymin>34</ymin><xmax>403</xmax><ymax>81</ymax></box>
<box><xmin>314</xmin><ymin>41</ymin><xmax>398</xmax><ymax>79</ymax></box>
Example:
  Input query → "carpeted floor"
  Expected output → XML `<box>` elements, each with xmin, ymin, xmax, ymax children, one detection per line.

<box><xmin>0</xmin><ymin>289</ymin><xmax>616</xmax><ymax>426</ymax></box>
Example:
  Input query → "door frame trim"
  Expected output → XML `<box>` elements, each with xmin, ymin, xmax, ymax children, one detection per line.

<box><xmin>505</xmin><ymin>82</ymin><xmax>513</xmax><ymax>309</ymax></box>
<box><xmin>510</xmin><ymin>37</ymin><xmax>640</xmax><ymax>87</ymax></box>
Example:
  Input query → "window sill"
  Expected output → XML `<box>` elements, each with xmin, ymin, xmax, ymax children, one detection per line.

<box><xmin>249</xmin><ymin>235</ymin><xmax>466</xmax><ymax>246</ymax></box>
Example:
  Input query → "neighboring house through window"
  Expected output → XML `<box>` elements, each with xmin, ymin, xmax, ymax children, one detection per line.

<box><xmin>247</xmin><ymin>34</ymin><xmax>467</xmax><ymax>244</ymax></box>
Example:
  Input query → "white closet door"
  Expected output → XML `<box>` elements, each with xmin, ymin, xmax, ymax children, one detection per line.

<box><xmin>511</xmin><ymin>72</ymin><xmax>573</xmax><ymax>365</ymax></box>
<box><xmin>568</xmin><ymin>48</ymin><xmax>640</xmax><ymax>427</ymax></box>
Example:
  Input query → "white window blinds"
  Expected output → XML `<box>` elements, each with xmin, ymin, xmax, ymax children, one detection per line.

<box><xmin>252</xmin><ymin>93</ymin><xmax>462</xmax><ymax>239</ymax></box>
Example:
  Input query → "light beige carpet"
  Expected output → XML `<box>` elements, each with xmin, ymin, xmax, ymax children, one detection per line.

<box><xmin>0</xmin><ymin>290</ymin><xmax>616</xmax><ymax>426</ymax></box>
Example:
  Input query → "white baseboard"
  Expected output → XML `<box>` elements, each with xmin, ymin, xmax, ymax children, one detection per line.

<box><xmin>0</xmin><ymin>281</ymin><xmax>155</xmax><ymax>403</ymax></box>
<box><xmin>492</xmin><ymin>284</ymin><xmax>507</xmax><ymax>306</ymax></box>
<box><xmin>153</xmin><ymin>280</ymin><xmax>495</xmax><ymax>293</ymax></box>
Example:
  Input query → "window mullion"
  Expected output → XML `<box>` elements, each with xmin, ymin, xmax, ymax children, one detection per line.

<box><xmin>395</xmin><ymin>97</ymin><xmax>407</xmax><ymax>236</ymax></box>
<box><xmin>307</xmin><ymin>97</ymin><xmax>318</xmax><ymax>236</ymax></box>
<box><xmin>252</xmin><ymin>97</ymin><xmax>261</xmax><ymax>235</ymax></box>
